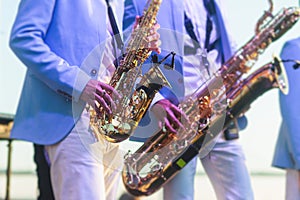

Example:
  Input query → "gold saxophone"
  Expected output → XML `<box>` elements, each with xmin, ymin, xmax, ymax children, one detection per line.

<box><xmin>89</xmin><ymin>0</ymin><xmax>171</xmax><ymax>143</ymax></box>
<box><xmin>122</xmin><ymin>3</ymin><xmax>300</xmax><ymax>196</ymax></box>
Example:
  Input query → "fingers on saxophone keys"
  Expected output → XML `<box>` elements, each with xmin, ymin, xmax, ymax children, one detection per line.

<box><xmin>148</xmin><ymin>41</ymin><xmax>161</xmax><ymax>54</ymax></box>
<box><xmin>134</xmin><ymin>15</ymin><xmax>142</xmax><ymax>29</ymax></box>
<box><xmin>96</xmin><ymin>89</ymin><xmax>105</xmax><ymax>97</ymax></box>
<box><xmin>147</xmin><ymin>24</ymin><xmax>161</xmax><ymax>53</ymax></box>
<box><xmin>103</xmin><ymin>91</ymin><xmax>118</xmax><ymax>111</ymax></box>
<box><xmin>147</xmin><ymin>27</ymin><xmax>160</xmax><ymax>38</ymax></box>
<box><xmin>147</xmin><ymin>34</ymin><xmax>160</xmax><ymax>44</ymax></box>
<box><xmin>145</xmin><ymin>39</ymin><xmax>161</xmax><ymax>54</ymax></box>
<box><xmin>152</xmin><ymin>23</ymin><xmax>160</xmax><ymax>32</ymax></box>
<box><xmin>95</xmin><ymin>87</ymin><xmax>119</xmax><ymax>114</ymax></box>
<box><xmin>171</xmin><ymin>104</ymin><xmax>189</xmax><ymax>126</ymax></box>
<box><xmin>94</xmin><ymin>93</ymin><xmax>112</xmax><ymax>115</ymax></box>
<box><xmin>100</xmin><ymin>83</ymin><xmax>122</xmax><ymax>99</ymax></box>
<box><xmin>164</xmin><ymin>118</ymin><xmax>178</xmax><ymax>134</ymax></box>
<box><xmin>166</xmin><ymin>111</ymin><xmax>184</xmax><ymax>133</ymax></box>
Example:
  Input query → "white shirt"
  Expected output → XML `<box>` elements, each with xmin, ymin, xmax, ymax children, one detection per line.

<box><xmin>151</xmin><ymin>0</ymin><xmax>225</xmax><ymax>105</ymax></box>
<box><xmin>98</xmin><ymin>2</ymin><xmax>119</xmax><ymax>84</ymax></box>
<box><xmin>183</xmin><ymin>0</ymin><xmax>221</xmax><ymax>96</ymax></box>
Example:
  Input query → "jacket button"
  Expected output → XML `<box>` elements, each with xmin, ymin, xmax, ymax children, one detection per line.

<box><xmin>90</xmin><ymin>69</ymin><xmax>97</xmax><ymax>76</ymax></box>
<box><xmin>178</xmin><ymin>78</ymin><xmax>183</xmax><ymax>83</ymax></box>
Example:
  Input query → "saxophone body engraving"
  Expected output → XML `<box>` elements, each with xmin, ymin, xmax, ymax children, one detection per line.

<box><xmin>89</xmin><ymin>0</ymin><xmax>171</xmax><ymax>143</ymax></box>
<box><xmin>122</xmin><ymin>5</ymin><xmax>299</xmax><ymax>196</ymax></box>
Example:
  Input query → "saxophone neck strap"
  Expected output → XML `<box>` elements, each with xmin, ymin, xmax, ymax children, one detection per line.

<box><xmin>183</xmin><ymin>1</ymin><xmax>216</xmax><ymax>51</ymax></box>
<box><xmin>105</xmin><ymin>0</ymin><xmax>124</xmax><ymax>51</ymax></box>
<box><xmin>184</xmin><ymin>12</ymin><xmax>201</xmax><ymax>49</ymax></box>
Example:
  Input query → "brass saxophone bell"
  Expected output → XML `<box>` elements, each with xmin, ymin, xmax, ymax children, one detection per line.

<box><xmin>272</xmin><ymin>54</ymin><xmax>289</xmax><ymax>95</ymax></box>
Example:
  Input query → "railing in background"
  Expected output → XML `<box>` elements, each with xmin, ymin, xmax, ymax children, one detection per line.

<box><xmin>0</xmin><ymin>113</ymin><xmax>14</xmax><ymax>200</ymax></box>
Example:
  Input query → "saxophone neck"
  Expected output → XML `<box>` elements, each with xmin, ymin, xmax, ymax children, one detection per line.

<box><xmin>255</xmin><ymin>0</ymin><xmax>274</xmax><ymax>33</ymax></box>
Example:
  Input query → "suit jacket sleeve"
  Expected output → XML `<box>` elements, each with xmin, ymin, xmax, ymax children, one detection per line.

<box><xmin>215</xmin><ymin>0</ymin><xmax>238</xmax><ymax>54</ymax></box>
<box><xmin>9</xmin><ymin>0</ymin><xmax>91</xmax><ymax>102</ymax></box>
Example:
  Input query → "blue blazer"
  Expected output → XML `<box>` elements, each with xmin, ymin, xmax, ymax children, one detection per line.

<box><xmin>123</xmin><ymin>0</ymin><xmax>241</xmax><ymax>141</ymax></box>
<box><xmin>272</xmin><ymin>37</ymin><xmax>300</xmax><ymax>170</ymax></box>
<box><xmin>9</xmin><ymin>0</ymin><xmax>124</xmax><ymax>145</ymax></box>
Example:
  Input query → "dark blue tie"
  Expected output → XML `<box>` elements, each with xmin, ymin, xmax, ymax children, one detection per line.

<box><xmin>203</xmin><ymin>0</ymin><xmax>214</xmax><ymax>50</ymax></box>
<box><xmin>184</xmin><ymin>0</ymin><xmax>218</xmax><ymax>53</ymax></box>
<box><xmin>205</xmin><ymin>0</ymin><xmax>233</xmax><ymax>62</ymax></box>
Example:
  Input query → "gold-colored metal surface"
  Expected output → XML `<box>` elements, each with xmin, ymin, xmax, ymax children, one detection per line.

<box><xmin>89</xmin><ymin>0</ymin><xmax>171</xmax><ymax>143</ymax></box>
<box><xmin>122</xmin><ymin>3</ymin><xmax>299</xmax><ymax>196</ymax></box>
<box><xmin>0</xmin><ymin>122</ymin><xmax>13</xmax><ymax>139</ymax></box>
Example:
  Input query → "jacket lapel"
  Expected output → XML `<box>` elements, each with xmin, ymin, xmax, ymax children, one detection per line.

<box><xmin>212</xmin><ymin>0</ymin><xmax>233</xmax><ymax>61</ymax></box>
<box><xmin>171</xmin><ymin>0</ymin><xmax>184</xmax><ymax>52</ymax></box>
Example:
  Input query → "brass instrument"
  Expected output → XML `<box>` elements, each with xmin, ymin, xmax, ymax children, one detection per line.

<box><xmin>89</xmin><ymin>0</ymin><xmax>171</xmax><ymax>143</ymax></box>
<box><xmin>122</xmin><ymin>4</ymin><xmax>300</xmax><ymax>196</ymax></box>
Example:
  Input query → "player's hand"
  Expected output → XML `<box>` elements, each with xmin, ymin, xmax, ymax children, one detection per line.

<box><xmin>132</xmin><ymin>15</ymin><xmax>161</xmax><ymax>54</ymax></box>
<box><xmin>151</xmin><ymin>99</ymin><xmax>188</xmax><ymax>134</ymax></box>
<box><xmin>80</xmin><ymin>80</ymin><xmax>121</xmax><ymax>115</ymax></box>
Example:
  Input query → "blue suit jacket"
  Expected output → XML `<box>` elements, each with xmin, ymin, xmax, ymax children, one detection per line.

<box><xmin>9</xmin><ymin>0</ymin><xmax>124</xmax><ymax>145</ymax></box>
<box><xmin>272</xmin><ymin>37</ymin><xmax>300</xmax><ymax>170</ymax></box>
<box><xmin>123</xmin><ymin>0</ymin><xmax>241</xmax><ymax>141</ymax></box>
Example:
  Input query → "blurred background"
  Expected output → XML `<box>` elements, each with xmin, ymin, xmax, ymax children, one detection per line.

<box><xmin>1</xmin><ymin>0</ymin><xmax>299</xmax><ymax>199</ymax></box>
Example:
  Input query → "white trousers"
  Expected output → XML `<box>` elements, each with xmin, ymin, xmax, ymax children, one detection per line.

<box><xmin>45</xmin><ymin>110</ymin><xmax>123</xmax><ymax>200</ymax></box>
<box><xmin>286</xmin><ymin>169</ymin><xmax>300</xmax><ymax>200</ymax></box>
<box><xmin>163</xmin><ymin>136</ymin><xmax>254</xmax><ymax>200</ymax></box>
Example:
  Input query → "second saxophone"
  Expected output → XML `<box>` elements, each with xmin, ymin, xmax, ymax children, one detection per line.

<box><xmin>122</xmin><ymin>2</ymin><xmax>300</xmax><ymax>196</ymax></box>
